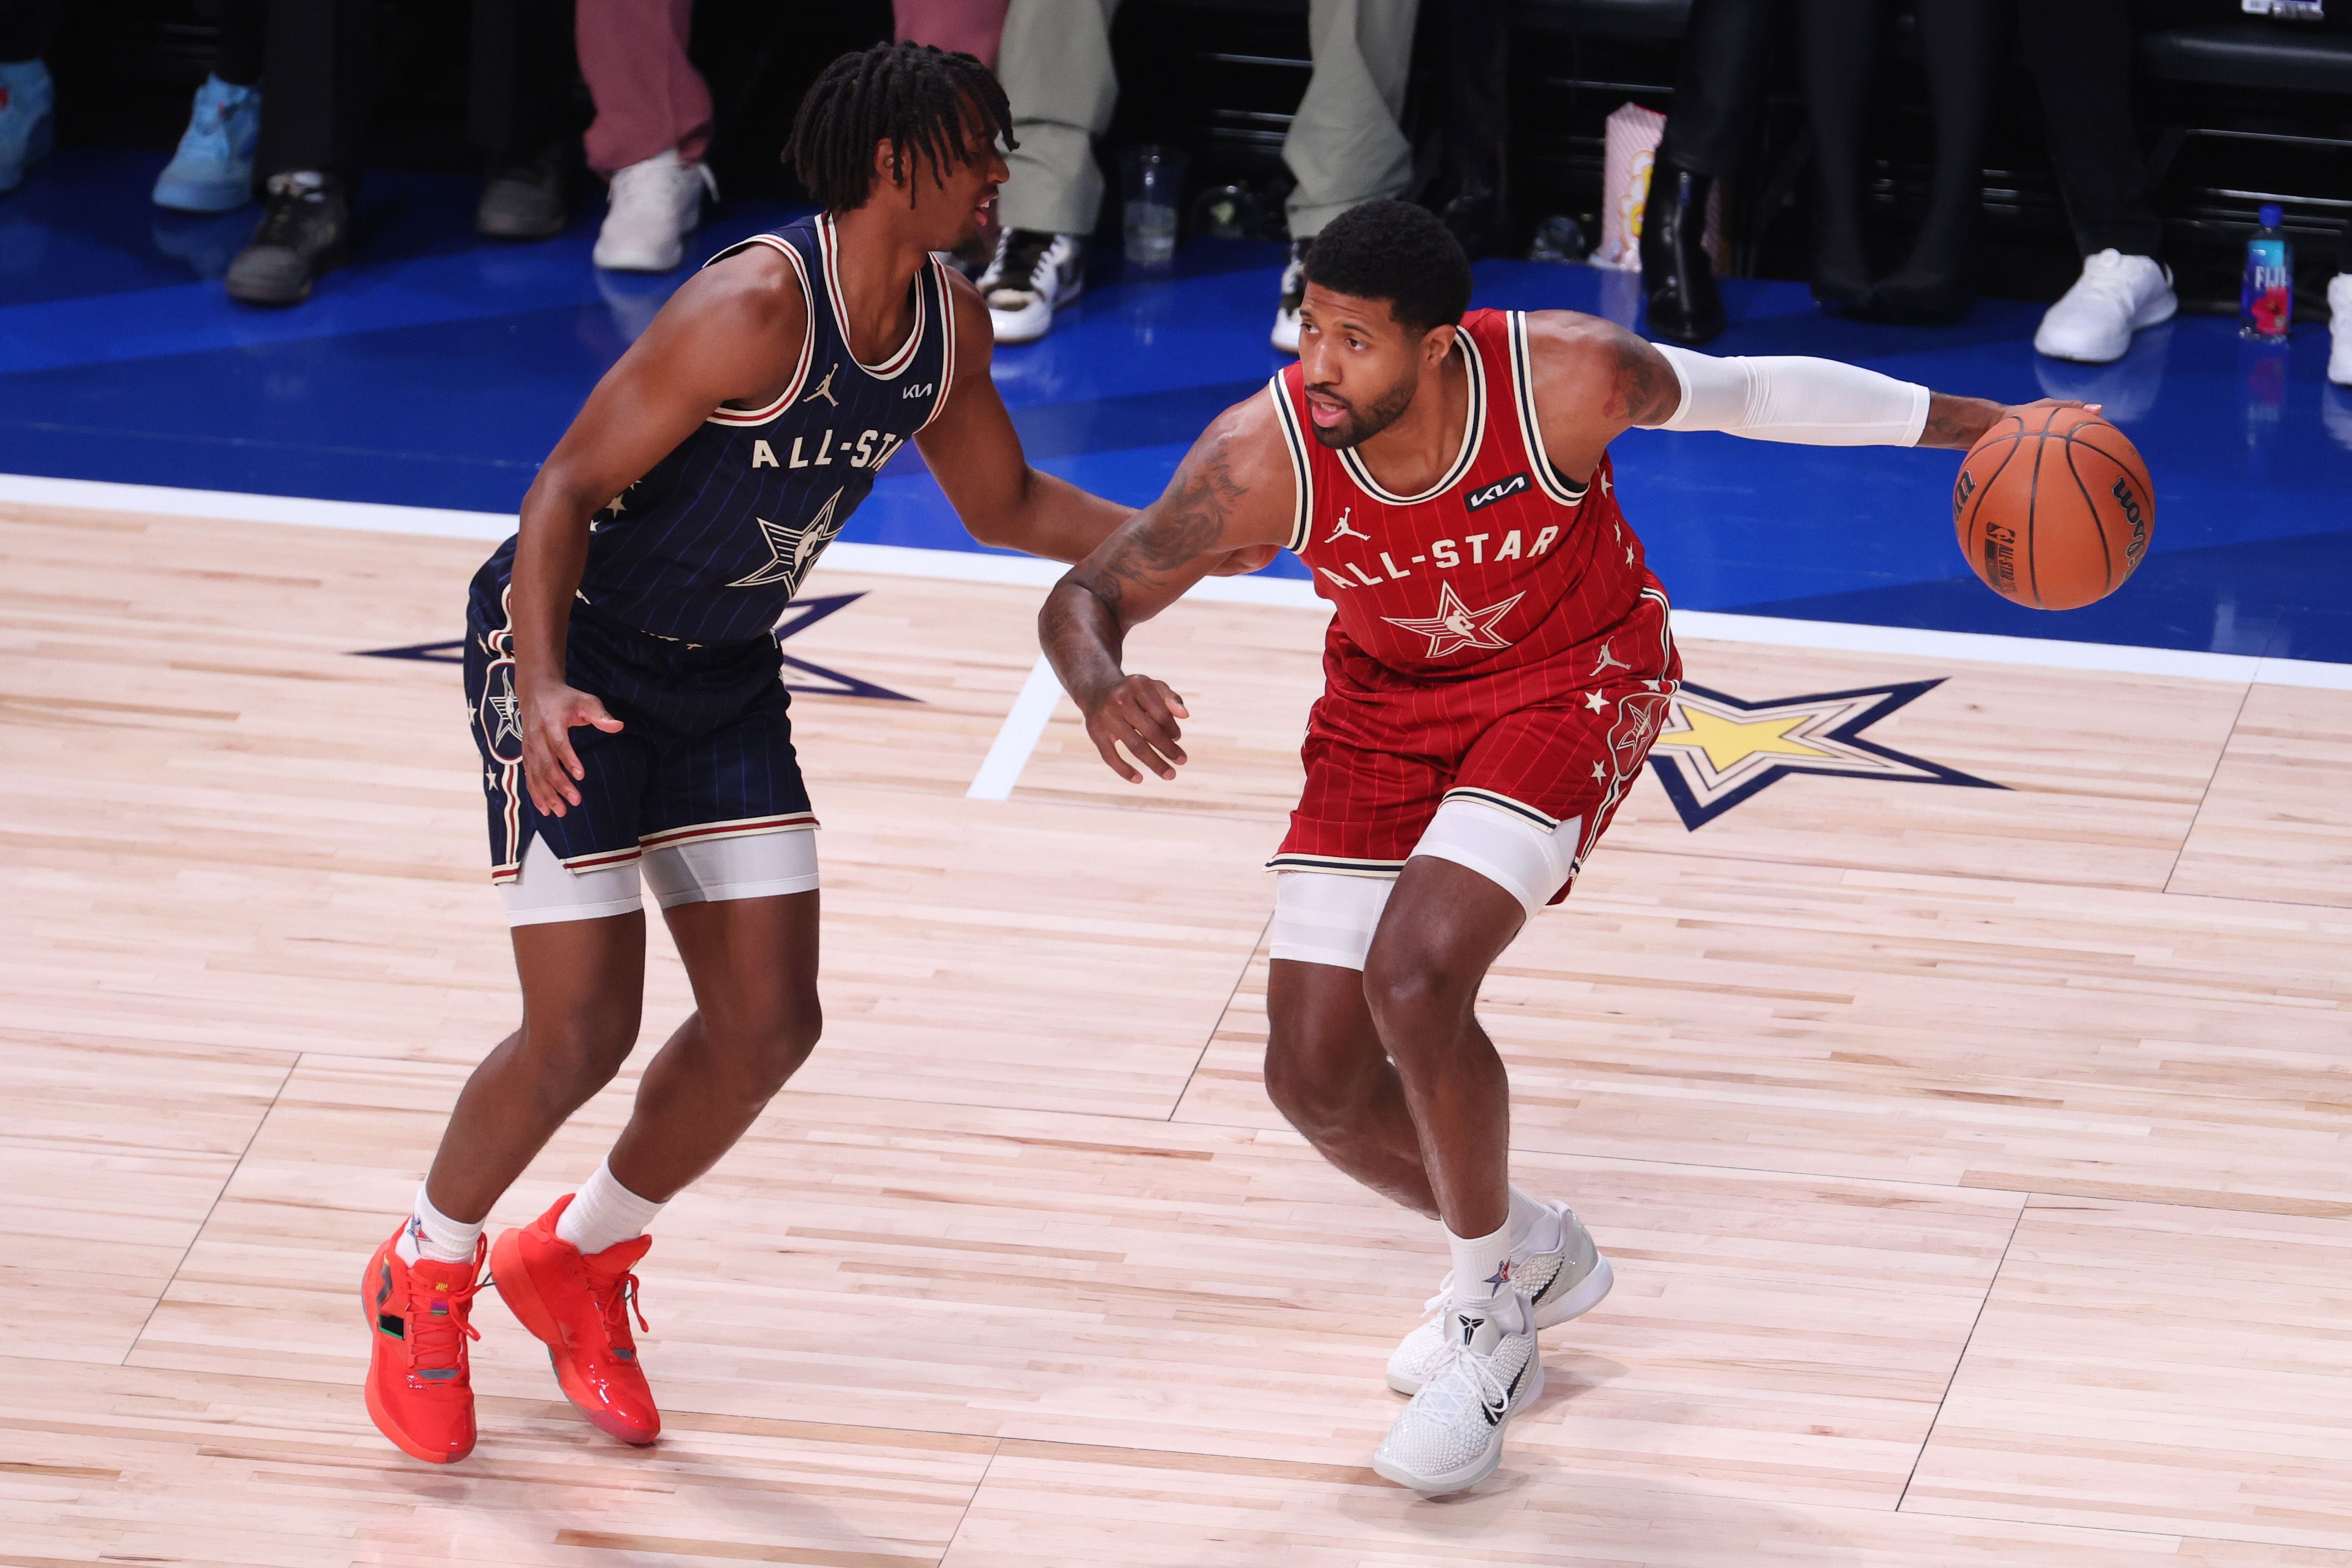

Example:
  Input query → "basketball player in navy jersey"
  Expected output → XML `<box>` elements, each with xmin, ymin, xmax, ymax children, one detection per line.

<box><xmin>359</xmin><ymin>44</ymin><xmax>1217</xmax><ymax>1466</ymax></box>
<box><xmin>1040</xmin><ymin>200</ymin><xmax>2065</xmax><ymax>1494</ymax></box>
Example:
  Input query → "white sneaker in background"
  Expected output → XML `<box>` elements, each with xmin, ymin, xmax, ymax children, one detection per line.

<box><xmin>593</xmin><ymin>148</ymin><xmax>716</xmax><ymax>272</ymax></box>
<box><xmin>1271</xmin><ymin>237</ymin><xmax>1309</xmax><ymax>354</ymax></box>
<box><xmin>2328</xmin><ymin>274</ymin><xmax>2352</xmax><ymax>388</ymax></box>
<box><xmin>1372</xmin><ymin>1290</ymin><xmax>1540</xmax><ymax>1496</ymax></box>
<box><xmin>2034</xmin><ymin>250</ymin><xmax>2177</xmax><ymax>365</ymax></box>
<box><xmin>978</xmin><ymin>229</ymin><xmax>1084</xmax><ymax>344</ymax></box>
<box><xmin>1385</xmin><ymin>1200</ymin><xmax>1612</xmax><ymax>1396</ymax></box>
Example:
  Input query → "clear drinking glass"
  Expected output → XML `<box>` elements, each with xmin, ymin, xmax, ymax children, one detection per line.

<box><xmin>1121</xmin><ymin>145</ymin><xmax>1187</xmax><ymax>266</ymax></box>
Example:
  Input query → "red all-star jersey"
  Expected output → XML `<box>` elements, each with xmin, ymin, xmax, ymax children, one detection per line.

<box><xmin>1268</xmin><ymin>307</ymin><xmax>1653</xmax><ymax>682</ymax></box>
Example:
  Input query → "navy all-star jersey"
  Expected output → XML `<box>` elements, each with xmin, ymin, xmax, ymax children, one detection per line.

<box><xmin>469</xmin><ymin>211</ymin><xmax>959</xmax><ymax>648</ymax></box>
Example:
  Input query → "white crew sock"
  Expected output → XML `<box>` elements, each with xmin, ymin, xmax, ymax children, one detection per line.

<box><xmin>555</xmin><ymin>1159</ymin><xmax>665</xmax><ymax>1257</ymax></box>
<box><xmin>394</xmin><ymin>1181</ymin><xmax>484</xmax><ymax>1266</ymax></box>
<box><xmin>1506</xmin><ymin>1184</ymin><xmax>1551</xmax><ymax>1250</ymax></box>
<box><xmin>1446</xmin><ymin>1216</ymin><xmax>1518</xmax><ymax>1308</ymax></box>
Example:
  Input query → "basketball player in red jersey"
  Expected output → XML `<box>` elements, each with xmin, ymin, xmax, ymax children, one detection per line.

<box><xmin>1040</xmin><ymin>200</ymin><xmax>2059</xmax><ymax>1494</ymax></box>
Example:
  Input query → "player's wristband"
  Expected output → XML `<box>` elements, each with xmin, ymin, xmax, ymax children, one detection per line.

<box><xmin>1651</xmin><ymin>342</ymin><xmax>1931</xmax><ymax>448</ymax></box>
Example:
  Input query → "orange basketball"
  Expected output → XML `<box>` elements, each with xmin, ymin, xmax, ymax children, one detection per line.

<box><xmin>1951</xmin><ymin>405</ymin><xmax>2154</xmax><ymax>610</ymax></box>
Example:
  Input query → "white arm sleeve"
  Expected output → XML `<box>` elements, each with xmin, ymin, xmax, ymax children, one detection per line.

<box><xmin>1651</xmin><ymin>341</ymin><xmax>1932</xmax><ymax>447</ymax></box>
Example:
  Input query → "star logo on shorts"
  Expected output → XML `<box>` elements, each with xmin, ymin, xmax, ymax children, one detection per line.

<box><xmin>1382</xmin><ymin>582</ymin><xmax>1525</xmax><ymax>659</ymax></box>
<box><xmin>486</xmin><ymin>683</ymin><xmax>521</xmax><ymax>747</ymax></box>
<box><xmin>730</xmin><ymin>488</ymin><xmax>845</xmax><ymax>591</ymax></box>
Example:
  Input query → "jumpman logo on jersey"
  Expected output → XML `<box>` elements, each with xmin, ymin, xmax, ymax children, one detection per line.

<box><xmin>802</xmin><ymin>364</ymin><xmax>841</xmax><ymax>407</ymax></box>
<box><xmin>1324</xmin><ymin>507</ymin><xmax>1370</xmax><ymax>545</ymax></box>
<box><xmin>1382</xmin><ymin>582</ymin><xmax>1526</xmax><ymax>659</ymax></box>
<box><xmin>729</xmin><ymin>488</ymin><xmax>846</xmax><ymax>591</ymax></box>
<box><xmin>1591</xmin><ymin>640</ymin><xmax>1630</xmax><ymax>675</ymax></box>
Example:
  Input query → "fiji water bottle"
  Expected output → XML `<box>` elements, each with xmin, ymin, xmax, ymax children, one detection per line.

<box><xmin>2241</xmin><ymin>203</ymin><xmax>2293</xmax><ymax>341</ymax></box>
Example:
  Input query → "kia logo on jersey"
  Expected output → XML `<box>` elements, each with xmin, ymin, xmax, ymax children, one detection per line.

<box><xmin>1465</xmin><ymin>472</ymin><xmax>1531</xmax><ymax>512</ymax></box>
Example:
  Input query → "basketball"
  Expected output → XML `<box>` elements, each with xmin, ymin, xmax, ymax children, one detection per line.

<box><xmin>1951</xmin><ymin>404</ymin><xmax>2155</xmax><ymax>610</ymax></box>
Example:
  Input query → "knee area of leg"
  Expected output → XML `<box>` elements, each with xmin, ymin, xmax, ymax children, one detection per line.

<box><xmin>1362</xmin><ymin>953</ymin><xmax>1464</xmax><ymax>1030</ymax></box>
<box><xmin>1262</xmin><ymin>1025</ymin><xmax>1372</xmax><ymax>1131</ymax></box>
<box><xmin>727</xmin><ymin>1006</ymin><xmax>821</xmax><ymax>1098</ymax></box>
<box><xmin>525</xmin><ymin>1013</ymin><xmax>638</xmax><ymax>1096</ymax></box>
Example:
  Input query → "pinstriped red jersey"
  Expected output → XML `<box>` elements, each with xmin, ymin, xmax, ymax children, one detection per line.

<box><xmin>1269</xmin><ymin>308</ymin><xmax>1653</xmax><ymax>684</ymax></box>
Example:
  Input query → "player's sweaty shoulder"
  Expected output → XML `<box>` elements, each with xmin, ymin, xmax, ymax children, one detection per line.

<box><xmin>1161</xmin><ymin>392</ymin><xmax>1297</xmax><ymax>552</ymax></box>
<box><xmin>648</xmin><ymin>245</ymin><xmax>811</xmax><ymax>394</ymax></box>
<box><xmin>1519</xmin><ymin>308</ymin><xmax>1682</xmax><ymax>438</ymax></box>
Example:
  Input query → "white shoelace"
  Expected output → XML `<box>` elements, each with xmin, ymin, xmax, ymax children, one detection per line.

<box><xmin>1409</xmin><ymin>1299</ymin><xmax>1530</xmax><ymax>1426</ymax></box>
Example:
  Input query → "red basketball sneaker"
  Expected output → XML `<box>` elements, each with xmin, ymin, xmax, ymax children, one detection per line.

<box><xmin>489</xmin><ymin>1195</ymin><xmax>660</xmax><ymax>1445</ymax></box>
<box><xmin>360</xmin><ymin>1221</ymin><xmax>485</xmax><ymax>1464</ymax></box>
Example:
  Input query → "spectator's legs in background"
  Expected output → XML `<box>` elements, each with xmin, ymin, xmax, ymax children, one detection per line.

<box><xmin>896</xmin><ymin>0</ymin><xmax>1010</xmax><ymax>69</ymax></box>
<box><xmin>473</xmin><ymin>0</ymin><xmax>581</xmax><ymax>241</ymax></box>
<box><xmin>578</xmin><ymin>0</ymin><xmax>715</xmax><ymax>271</ymax></box>
<box><xmin>897</xmin><ymin>0</ymin><xmax>1011</xmax><ymax>267</ymax></box>
<box><xmin>156</xmin><ymin>0</ymin><xmax>266</xmax><ymax>213</ymax></box>
<box><xmin>1641</xmin><ymin>0</ymin><xmax>1778</xmax><ymax>344</ymax></box>
<box><xmin>2022</xmin><ymin>0</ymin><xmax>2175</xmax><ymax>363</ymax></box>
<box><xmin>1795</xmin><ymin>0</ymin><xmax>1883</xmax><ymax>307</ymax></box>
<box><xmin>1274</xmin><ymin>0</ymin><xmax>1419</xmax><ymax>352</ymax></box>
<box><xmin>1870</xmin><ymin>0</ymin><xmax>2001</xmax><ymax>320</ymax></box>
<box><xmin>0</xmin><ymin>0</ymin><xmax>57</xmax><ymax>195</ymax></box>
<box><xmin>227</xmin><ymin>0</ymin><xmax>374</xmax><ymax>305</ymax></box>
<box><xmin>983</xmin><ymin>0</ymin><xmax>1119</xmax><ymax>343</ymax></box>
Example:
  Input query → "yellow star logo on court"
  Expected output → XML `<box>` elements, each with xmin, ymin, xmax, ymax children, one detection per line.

<box><xmin>1656</xmin><ymin>708</ymin><xmax>1835</xmax><ymax>771</ymax></box>
<box><xmin>1643</xmin><ymin>679</ymin><xmax>2002</xmax><ymax>828</ymax></box>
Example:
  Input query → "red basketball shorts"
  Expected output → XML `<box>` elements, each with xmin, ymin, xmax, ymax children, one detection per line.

<box><xmin>1269</xmin><ymin>589</ymin><xmax>1681</xmax><ymax>904</ymax></box>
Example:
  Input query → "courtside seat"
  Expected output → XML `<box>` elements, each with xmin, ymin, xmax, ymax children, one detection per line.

<box><xmin>2138</xmin><ymin>20</ymin><xmax>2352</xmax><ymax>93</ymax></box>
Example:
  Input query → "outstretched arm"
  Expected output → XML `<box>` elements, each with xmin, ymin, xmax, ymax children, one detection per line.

<box><xmin>1521</xmin><ymin>311</ymin><xmax>2029</xmax><ymax>480</ymax></box>
<box><xmin>915</xmin><ymin>274</ymin><xmax>1131</xmax><ymax>563</ymax></box>
<box><xmin>1039</xmin><ymin>394</ymin><xmax>1296</xmax><ymax>782</ymax></box>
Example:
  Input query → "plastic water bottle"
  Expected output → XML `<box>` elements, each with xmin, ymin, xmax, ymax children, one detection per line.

<box><xmin>2241</xmin><ymin>203</ymin><xmax>2293</xmax><ymax>341</ymax></box>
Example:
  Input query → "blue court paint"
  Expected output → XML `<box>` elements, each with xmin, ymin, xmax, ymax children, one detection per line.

<box><xmin>2</xmin><ymin>146</ymin><xmax>2346</xmax><ymax>659</ymax></box>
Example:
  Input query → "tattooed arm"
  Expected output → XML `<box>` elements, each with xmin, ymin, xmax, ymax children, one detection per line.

<box><xmin>1039</xmin><ymin>396</ymin><xmax>1297</xmax><ymax>783</ymax></box>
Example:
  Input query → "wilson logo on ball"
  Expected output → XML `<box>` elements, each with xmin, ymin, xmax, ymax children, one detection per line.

<box><xmin>1953</xmin><ymin>407</ymin><xmax>2155</xmax><ymax>611</ymax></box>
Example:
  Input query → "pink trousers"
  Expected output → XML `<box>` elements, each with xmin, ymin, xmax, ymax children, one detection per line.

<box><xmin>896</xmin><ymin>0</ymin><xmax>1009</xmax><ymax>69</ymax></box>
<box><xmin>577</xmin><ymin>0</ymin><xmax>711</xmax><ymax>175</ymax></box>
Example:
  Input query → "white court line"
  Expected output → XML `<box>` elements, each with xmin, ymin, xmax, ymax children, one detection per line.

<box><xmin>966</xmin><ymin>655</ymin><xmax>1066</xmax><ymax>801</ymax></box>
<box><xmin>8</xmin><ymin>471</ymin><xmax>2348</xmax><ymax>702</ymax></box>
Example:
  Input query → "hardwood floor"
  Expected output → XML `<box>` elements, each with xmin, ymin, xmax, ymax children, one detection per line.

<box><xmin>4</xmin><ymin>503</ymin><xmax>2349</xmax><ymax>1566</ymax></box>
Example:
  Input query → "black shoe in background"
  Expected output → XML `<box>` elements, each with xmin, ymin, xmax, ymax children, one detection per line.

<box><xmin>1638</xmin><ymin>164</ymin><xmax>1724</xmax><ymax>345</ymax></box>
<box><xmin>225</xmin><ymin>173</ymin><xmax>347</xmax><ymax>306</ymax></box>
<box><xmin>477</xmin><ymin>143</ymin><xmax>571</xmax><ymax>241</ymax></box>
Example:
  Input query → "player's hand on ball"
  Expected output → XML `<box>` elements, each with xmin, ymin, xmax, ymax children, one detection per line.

<box><xmin>1081</xmin><ymin>674</ymin><xmax>1190</xmax><ymax>783</ymax></box>
<box><xmin>519</xmin><ymin>680</ymin><xmax>625</xmax><ymax>816</ymax></box>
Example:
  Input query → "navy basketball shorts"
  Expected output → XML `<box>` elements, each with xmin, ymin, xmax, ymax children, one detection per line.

<box><xmin>463</xmin><ymin>596</ymin><xmax>817</xmax><ymax>925</ymax></box>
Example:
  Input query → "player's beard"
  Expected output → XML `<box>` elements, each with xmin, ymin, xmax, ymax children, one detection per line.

<box><xmin>1306</xmin><ymin>375</ymin><xmax>1415</xmax><ymax>451</ymax></box>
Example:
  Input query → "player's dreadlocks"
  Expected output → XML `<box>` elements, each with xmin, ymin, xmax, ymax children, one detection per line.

<box><xmin>786</xmin><ymin>42</ymin><xmax>1015</xmax><ymax>213</ymax></box>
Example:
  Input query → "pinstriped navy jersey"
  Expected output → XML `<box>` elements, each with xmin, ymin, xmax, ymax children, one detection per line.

<box><xmin>472</xmin><ymin>212</ymin><xmax>959</xmax><ymax>646</ymax></box>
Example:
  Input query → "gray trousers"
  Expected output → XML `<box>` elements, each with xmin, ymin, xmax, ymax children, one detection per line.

<box><xmin>995</xmin><ymin>0</ymin><xmax>1420</xmax><ymax>239</ymax></box>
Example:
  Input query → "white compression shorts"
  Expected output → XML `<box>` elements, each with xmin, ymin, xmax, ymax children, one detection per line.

<box><xmin>498</xmin><ymin>828</ymin><xmax>819</xmax><ymax>927</ymax></box>
<box><xmin>1650</xmin><ymin>341</ymin><xmax>1931</xmax><ymax>447</ymax></box>
<box><xmin>1268</xmin><ymin>796</ymin><xmax>1582</xmax><ymax>971</ymax></box>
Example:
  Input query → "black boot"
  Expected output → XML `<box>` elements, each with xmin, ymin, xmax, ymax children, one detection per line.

<box><xmin>476</xmin><ymin>138</ymin><xmax>574</xmax><ymax>241</ymax></box>
<box><xmin>225</xmin><ymin>172</ymin><xmax>347</xmax><ymax>306</ymax></box>
<box><xmin>1640</xmin><ymin>164</ymin><xmax>1725</xmax><ymax>344</ymax></box>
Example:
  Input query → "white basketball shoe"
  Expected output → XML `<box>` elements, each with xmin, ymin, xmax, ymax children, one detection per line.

<box><xmin>1372</xmin><ymin>1289</ymin><xmax>1540</xmax><ymax>1495</ymax></box>
<box><xmin>1385</xmin><ymin>1200</ymin><xmax>1612</xmax><ymax>1396</ymax></box>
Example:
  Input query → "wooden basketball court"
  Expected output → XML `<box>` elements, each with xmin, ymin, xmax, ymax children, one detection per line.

<box><xmin>6</xmin><ymin>499</ymin><xmax>2351</xmax><ymax>1565</ymax></box>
